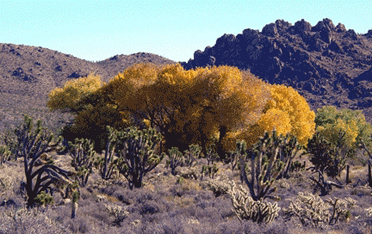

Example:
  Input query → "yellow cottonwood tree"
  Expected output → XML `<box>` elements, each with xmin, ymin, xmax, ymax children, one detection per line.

<box><xmin>47</xmin><ymin>74</ymin><xmax>104</xmax><ymax>113</ymax></box>
<box><xmin>226</xmin><ymin>84</ymin><xmax>315</xmax><ymax>149</ymax></box>
<box><xmin>102</xmin><ymin>64</ymin><xmax>270</xmax><ymax>152</ymax></box>
<box><xmin>47</xmin><ymin>64</ymin><xmax>315</xmax><ymax>154</ymax></box>
<box><xmin>262</xmin><ymin>84</ymin><xmax>315</xmax><ymax>145</ymax></box>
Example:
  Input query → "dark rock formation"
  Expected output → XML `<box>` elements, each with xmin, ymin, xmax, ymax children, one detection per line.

<box><xmin>182</xmin><ymin>18</ymin><xmax>372</xmax><ymax>121</ymax></box>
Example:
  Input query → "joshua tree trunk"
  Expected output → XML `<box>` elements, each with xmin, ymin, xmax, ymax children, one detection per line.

<box><xmin>71</xmin><ymin>202</ymin><xmax>78</xmax><ymax>219</ymax></box>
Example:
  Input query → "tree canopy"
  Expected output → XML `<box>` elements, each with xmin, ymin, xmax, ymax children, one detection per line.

<box><xmin>48</xmin><ymin>63</ymin><xmax>316</xmax><ymax>153</ymax></box>
<box><xmin>314</xmin><ymin>106</ymin><xmax>372</xmax><ymax>151</ymax></box>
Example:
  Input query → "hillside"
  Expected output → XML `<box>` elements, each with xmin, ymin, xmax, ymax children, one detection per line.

<box><xmin>182</xmin><ymin>18</ymin><xmax>372</xmax><ymax>121</ymax></box>
<box><xmin>0</xmin><ymin>43</ymin><xmax>174</xmax><ymax>131</ymax></box>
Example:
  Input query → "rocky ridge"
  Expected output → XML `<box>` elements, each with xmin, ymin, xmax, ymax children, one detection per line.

<box><xmin>182</xmin><ymin>18</ymin><xmax>372</xmax><ymax>120</ymax></box>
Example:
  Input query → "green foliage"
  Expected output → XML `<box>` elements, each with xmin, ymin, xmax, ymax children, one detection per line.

<box><xmin>308</xmin><ymin>131</ymin><xmax>351</xmax><ymax>178</ymax></box>
<box><xmin>204</xmin><ymin>144</ymin><xmax>220</xmax><ymax>165</ymax></box>
<box><xmin>96</xmin><ymin>126</ymin><xmax>121</xmax><ymax>180</ymax></box>
<box><xmin>68</xmin><ymin>138</ymin><xmax>96</xmax><ymax>187</ymax></box>
<box><xmin>201</xmin><ymin>163</ymin><xmax>219</xmax><ymax>179</ymax></box>
<box><xmin>4</xmin><ymin>115</ymin><xmax>72</xmax><ymax>208</ymax></box>
<box><xmin>315</xmin><ymin>106</ymin><xmax>372</xmax><ymax>154</ymax></box>
<box><xmin>166</xmin><ymin>147</ymin><xmax>184</xmax><ymax>176</ymax></box>
<box><xmin>241</xmin><ymin>130</ymin><xmax>304</xmax><ymax>200</ymax></box>
<box><xmin>228</xmin><ymin>181</ymin><xmax>280</xmax><ymax>224</ymax></box>
<box><xmin>182</xmin><ymin>144</ymin><xmax>201</xmax><ymax>167</ymax></box>
<box><xmin>0</xmin><ymin>145</ymin><xmax>11</xmax><ymax>165</ymax></box>
<box><xmin>116</xmin><ymin>127</ymin><xmax>164</xmax><ymax>189</ymax></box>
<box><xmin>34</xmin><ymin>191</ymin><xmax>54</xmax><ymax>207</ymax></box>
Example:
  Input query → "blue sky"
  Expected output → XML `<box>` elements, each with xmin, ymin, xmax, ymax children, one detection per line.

<box><xmin>0</xmin><ymin>0</ymin><xmax>371</xmax><ymax>62</ymax></box>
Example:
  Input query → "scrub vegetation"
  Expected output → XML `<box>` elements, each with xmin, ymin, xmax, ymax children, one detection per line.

<box><xmin>0</xmin><ymin>63</ymin><xmax>371</xmax><ymax>233</ymax></box>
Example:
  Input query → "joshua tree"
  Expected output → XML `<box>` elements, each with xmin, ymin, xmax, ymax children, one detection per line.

<box><xmin>166</xmin><ymin>147</ymin><xmax>184</xmax><ymax>176</ymax></box>
<box><xmin>360</xmin><ymin>140</ymin><xmax>372</xmax><ymax>187</ymax></box>
<box><xmin>182</xmin><ymin>144</ymin><xmax>201</xmax><ymax>167</ymax></box>
<box><xmin>240</xmin><ymin>130</ymin><xmax>301</xmax><ymax>201</ymax></box>
<box><xmin>5</xmin><ymin>115</ymin><xmax>72</xmax><ymax>208</ymax></box>
<box><xmin>116</xmin><ymin>127</ymin><xmax>164</xmax><ymax>189</ymax></box>
<box><xmin>69</xmin><ymin>138</ymin><xmax>96</xmax><ymax>187</ymax></box>
<box><xmin>97</xmin><ymin>126</ymin><xmax>120</xmax><ymax>180</ymax></box>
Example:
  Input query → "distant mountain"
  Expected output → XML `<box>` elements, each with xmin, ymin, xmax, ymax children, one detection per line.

<box><xmin>182</xmin><ymin>18</ymin><xmax>372</xmax><ymax>121</ymax></box>
<box><xmin>0</xmin><ymin>43</ymin><xmax>174</xmax><ymax>130</ymax></box>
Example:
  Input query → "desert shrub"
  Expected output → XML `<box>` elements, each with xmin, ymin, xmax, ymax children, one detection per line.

<box><xmin>228</xmin><ymin>181</ymin><xmax>280</xmax><ymax>224</ymax></box>
<box><xmin>0</xmin><ymin>145</ymin><xmax>11</xmax><ymax>165</ymax></box>
<box><xmin>0</xmin><ymin>207</ymin><xmax>68</xmax><ymax>233</ymax></box>
<box><xmin>105</xmin><ymin>204</ymin><xmax>129</xmax><ymax>226</ymax></box>
<box><xmin>205</xmin><ymin>179</ymin><xmax>231</xmax><ymax>197</ymax></box>
<box><xmin>283</xmin><ymin>191</ymin><xmax>356</xmax><ymax>227</ymax></box>
<box><xmin>308</xmin><ymin>131</ymin><xmax>351</xmax><ymax>178</ymax></box>
<box><xmin>66</xmin><ymin>217</ymin><xmax>91</xmax><ymax>233</ymax></box>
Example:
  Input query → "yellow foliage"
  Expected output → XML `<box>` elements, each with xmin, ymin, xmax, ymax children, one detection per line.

<box><xmin>47</xmin><ymin>63</ymin><xmax>315</xmax><ymax>153</ymax></box>
<box><xmin>317</xmin><ymin>119</ymin><xmax>359</xmax><ymax>148</ymax></box>
<box><xmin>101</xmin><ymin>64</ymin><xmax>270</xmax><ymax>151</ymax></box>
<box><xmin>258</xmin><ymin>108</ymin><xmax>292</xmax><ymax>135</ymax></box>
<box><xmin>47</xmin><ymin>74</ymin><xmax>104</xmax><ymax>112</ymax></box>
<box><xmin>263</xmin><ymin>85</ymin><xmax>315</xmax><ymax>145</ymax></box>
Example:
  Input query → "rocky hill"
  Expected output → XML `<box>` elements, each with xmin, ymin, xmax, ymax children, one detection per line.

<box><xmin>182</xmin><ymin>18</ymin><xmax>372</xmax><ymax>121</ymax></box>
<box><xmin>0</xmin><ymin>43</ymin><xmax>174</xmax><ymax>130</ymax></box>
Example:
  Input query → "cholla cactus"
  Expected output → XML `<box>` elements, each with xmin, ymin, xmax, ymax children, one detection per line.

<box><xmin>228</xmin><ymin>181</ymin><xmax>280</xmax><ymax>224</ymax></box>
<box><xmin>365</xmin><ymin>207</ymin><xmax>372</xmax><ymax>217</ymax></box>
<box><xmin>105</xmin><ymin>204</ymin><xmax>129</xmax><ymax>226</ymax></box>
<box><xmin>283</xmin><ymin>192</ymin><xmax>356</xmax><ymax>227</ymax></box>
<box><xmin>205</xmin><ymin>179</ymin><xmax>231</xmax><ymax>197</ymax></box>
<box><xmin>0</xmin><ymin>146</ymin><xmax>11</xmax><ymax>165</ymax></box>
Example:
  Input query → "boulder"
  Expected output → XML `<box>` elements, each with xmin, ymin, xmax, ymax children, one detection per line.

<box><xmin>312</xmin><ymin>18</ymin><xmax>335</xmax><ymax>32</ymax></box>
<box><xmin>294</xmin><ymin>19</ymin><xmax>312</xmax><ymax>33</ymax></box>
<box><xmin>262</xmin><ymin>23</ymin><xmax>278</xmax><ymax>37</ymax></box>
<box><xmin>335</xmin><ymin>23</ymin><xmax>347</xmax><ymax>33</ymax></box>
<box><xmin>366</xmin><ymin>29</ymin><xmax>372</xmax><ymax>39</ymax></box>
<box><xmin>320</xmin><ymin>28</ymin><xmax>332</xmax><ymax>43</ymax></box>
<box><xmin>343</xmin><ymin>29</ymin><xmax>358</xmax><ymax>40</ymax></box>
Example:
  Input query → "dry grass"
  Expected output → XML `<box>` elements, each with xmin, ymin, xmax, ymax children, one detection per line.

<box><xmin>0</xmin><ymin>146</ymin><xmax>372</xmax><ymax>233</ymax></box>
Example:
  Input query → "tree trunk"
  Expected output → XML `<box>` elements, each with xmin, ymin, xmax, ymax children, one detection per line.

<box><xmin>369</xmin><ymin>164</ymin><xmax>372</xmax><ymax>187</ymax></box>
<box><xmin>71</xmin><ymin>202</ymin><xmax>78</xmax><ymax>219</ymax></box>
<box><xmin>346</xmin><ymin>165</ymin><xmax>351</xmax><ymax>184</ymax></box>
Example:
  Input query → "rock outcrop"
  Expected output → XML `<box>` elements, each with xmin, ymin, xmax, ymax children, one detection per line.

<box><xmin>182</xmin><ymin>19</ymin><xmax>372</xmax><ymax>121</ymax></box>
